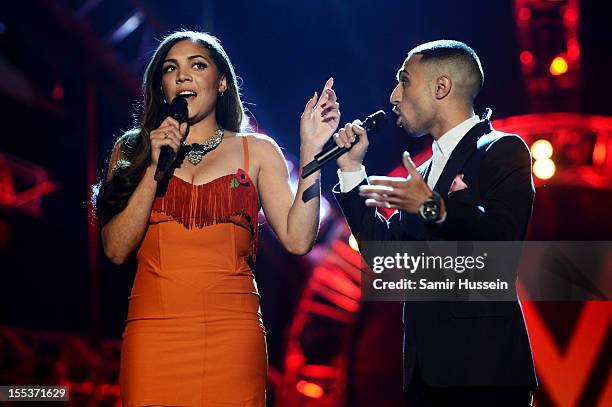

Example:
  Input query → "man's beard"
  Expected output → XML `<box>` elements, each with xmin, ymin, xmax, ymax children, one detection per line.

<box><xmin>400</xmin><ymin>120</ymin><xmax>428</xmax><ymax>138</ymax></box>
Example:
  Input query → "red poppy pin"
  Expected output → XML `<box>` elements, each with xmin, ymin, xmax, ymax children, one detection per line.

<box><xmin>230</xmin><ymin>169</ymin><xmax>250</xmax><ymax>188</ymax></box>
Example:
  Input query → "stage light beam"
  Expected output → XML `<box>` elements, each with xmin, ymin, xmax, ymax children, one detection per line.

<box><xmin>109</xmin><ymin>11</ymin><xmax>144</xmax><ymax>44</ymax></box>
<box><xmin>348</xmin><ymin>234</ymin><xmax>359</xmax><ymax>252</ymax></box>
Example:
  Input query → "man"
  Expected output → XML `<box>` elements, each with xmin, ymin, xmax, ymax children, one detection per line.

<box><xmin>332</xmin><ymin>40</ymin><xmax>537</xmax><ymax>406</ymax></box>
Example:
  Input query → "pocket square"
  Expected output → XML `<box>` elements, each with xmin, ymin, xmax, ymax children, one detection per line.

<box><xmin>449</xmin><ymin>174</ymin><xmax>468</xmax><ymax>193</ymax></box>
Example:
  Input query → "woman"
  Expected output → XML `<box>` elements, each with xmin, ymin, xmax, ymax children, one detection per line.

<box><xmin>94</xmin><ymin>31</ymin><xmax>340</xmax><ymax>406</ymax></box>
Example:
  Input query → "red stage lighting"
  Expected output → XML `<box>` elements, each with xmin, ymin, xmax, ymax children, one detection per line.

<box><xmin>296</xmin><ymin>380</ymin><xmax>324</xmax><ymax>398</ymax></box>
<box><xmin>520</xmin><ymin>50</ymin><xmax>534</xmax><ymax>65</ymax></box>
<box><xmin>550</xmin><ymin>56</ymin><xmax>569</xmax><ymax>76</ymax></box>
<box><xmin>52</xmin><ymin>81</ymin><xmax>64</xmax><ymax>101</ymax></box>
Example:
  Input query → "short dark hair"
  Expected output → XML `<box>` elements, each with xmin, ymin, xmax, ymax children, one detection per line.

<box><xmin>409</xmin><ymin>40</ymin><xmax>484</xmax><ymax>102</ymax></box>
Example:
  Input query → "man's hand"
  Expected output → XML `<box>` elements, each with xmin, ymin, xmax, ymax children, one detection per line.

<box><xmin>358</xmin><ymin>151</ymin><xmax>445</xmax><ymax>217</ymax></box>
<box><xmin>332</xmin><ymin>120</ymin><xmax>370</xmax><ymax>172</ymax></box>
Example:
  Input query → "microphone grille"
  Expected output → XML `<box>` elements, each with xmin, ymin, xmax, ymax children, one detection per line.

<box><xmin>169</xmin><ymin>96</ymin><xmax>188</xmax><ymax>123</ymax></box>
<box><xmin>363</xmin><ymin>110</ymin><xmax>388</xmax><ymax>134</ymax></box>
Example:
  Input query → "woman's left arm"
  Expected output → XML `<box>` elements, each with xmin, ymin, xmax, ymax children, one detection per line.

<box><xmin>256</xmin><ymin>78</ymin><xmax>340</xmax><ymax>255</ymax></box>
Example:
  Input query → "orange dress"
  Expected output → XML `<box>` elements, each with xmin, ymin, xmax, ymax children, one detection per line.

<box><xmin>119</xmin><ymin>136</ymin><xmax>267</xmax><ymax>406</ymax></box>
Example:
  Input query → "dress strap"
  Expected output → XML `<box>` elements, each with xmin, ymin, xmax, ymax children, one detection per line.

<box><xmin>241</xmin><ymin>136</ymin><xmax>250</xmax><ymax>175</ymax></box>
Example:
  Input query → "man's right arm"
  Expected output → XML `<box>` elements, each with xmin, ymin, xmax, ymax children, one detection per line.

<box><xmin>332</xmin><ymin>121</ymin><xmax>425</xmax><ymax>243</ymax></box>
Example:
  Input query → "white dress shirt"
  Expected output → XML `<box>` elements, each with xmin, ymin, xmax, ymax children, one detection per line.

<box><xmin>426</xmin><ymin>115</ymin><xmax>480</xmax><ymax>189</ymax></box>
<box><xmin>337</xmin><ymin>115</ymin><xmax>480</xmax><ymax>192</ymax></box>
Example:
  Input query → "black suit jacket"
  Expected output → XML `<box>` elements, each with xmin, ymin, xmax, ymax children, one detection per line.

<box><xmin>333</xmin><ymin>120</ymin><xmax>538</xmax><ymax>388</ymax></box>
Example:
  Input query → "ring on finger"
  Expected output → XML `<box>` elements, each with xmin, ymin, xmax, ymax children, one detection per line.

<box><xmin>164</xmin><ymin>132</ymin><xmax>169</xmax><ymax>139</ymax></box>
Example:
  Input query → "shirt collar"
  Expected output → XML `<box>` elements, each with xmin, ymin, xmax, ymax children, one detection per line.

<box><xmin>432</xmin><ymin>115</ymin><xmax>480</xmax><ymax>158</ymax></box>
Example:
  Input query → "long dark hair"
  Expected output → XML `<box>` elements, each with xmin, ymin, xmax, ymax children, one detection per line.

<box><xmin>93</xmin><ymin>31</ymin><xmax>246</xmax><ymax>225</ymax></box>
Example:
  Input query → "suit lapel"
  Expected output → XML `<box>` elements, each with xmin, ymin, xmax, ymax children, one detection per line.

<box><xmin>433</xmin><ymin>120</ymin><xmax>492</xmax><ymax>194</ymax></box>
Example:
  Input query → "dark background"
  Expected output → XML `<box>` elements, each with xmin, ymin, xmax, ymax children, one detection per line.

<box><xmin>0</xmin><ymin>1</ymin><xmax>610</xmax><ymax>403</ymax></box>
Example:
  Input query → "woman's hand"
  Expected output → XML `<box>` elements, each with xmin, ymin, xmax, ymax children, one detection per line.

<box><xmin>149</xmin><ymin>117</ymin><xmax>188</xmax><ymax>167</ymax></box>
<box><xmin>299</xmin><ymin>77</ymin><xmax>340</xmax><ymax>152</ymax></box>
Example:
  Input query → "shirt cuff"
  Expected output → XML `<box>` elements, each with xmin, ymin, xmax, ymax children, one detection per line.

<box><xmin>337</xmin><ymin>165</ymin><xmax>367</xmax><ymax>192</ymax></box>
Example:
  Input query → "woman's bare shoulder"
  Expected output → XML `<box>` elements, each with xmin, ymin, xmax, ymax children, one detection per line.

<box><xmin>237</xmin><ymin>132</ymin><xmax>283</xmax><ymax>155</ymax></box>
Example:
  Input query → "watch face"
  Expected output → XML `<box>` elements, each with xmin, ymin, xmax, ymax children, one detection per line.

<box><xmin>420</xmin><ymin>200</ymin><xmax>440</xmax><ymax>222</ymax></box>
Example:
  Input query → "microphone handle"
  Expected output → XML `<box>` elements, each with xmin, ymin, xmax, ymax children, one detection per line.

<box><xmin>154</xmin><ymin>146</ymin><xmax>176</xmax><ymax>182</ymax></box>
<box><xmin>301</xmin><ymin>120</ymin><xmax>378</xmax><ymax>179</ymax></box>
<box><xmin>302</xmin><ymin>144</ymin><xmax>350</xmax><ymax>178</ymax></box>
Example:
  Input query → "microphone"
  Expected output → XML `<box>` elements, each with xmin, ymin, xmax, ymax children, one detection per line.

<box><xmin>154</xmin><ymin>96</ymin><xmax>188</xmax><ymax>181</ymax></box>
<box><xmin>301</xmin><ymin>110</ymin><xmax>388</xmax><ymax>178</ymax></box>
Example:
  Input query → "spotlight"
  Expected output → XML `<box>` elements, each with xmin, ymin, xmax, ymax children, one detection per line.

<box><xmin>296</xmin><ymin>380</ymin><xmax>324</xmax><ymax>398</ymax></box>
<box><xmin>531</xmin><ymin>139</ymin><xmax>553</xmax><ymax>160</ymax></box>
<box><xmin>533</xmin><ymin>158</ymin><xmax>556</xmax><ymax>180</ymax></box>
<box><xmin>520</xmin><ymin>50</ymin><xmax>534</xmax><ymax>65</ymax></box>
<box><xmin>518</xmin><ymin>7</ymin><xmax>531</xmax><ymax>22</ymax></box>
<box><xmin>550</xmin><ymin>56</ymin><xmax>569</xmax><ymax>76</ymax></box>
